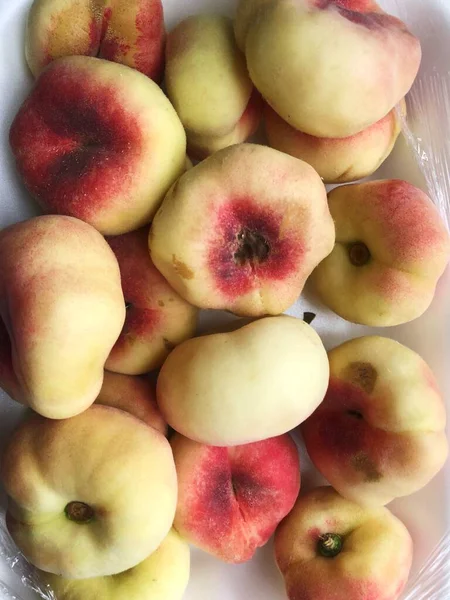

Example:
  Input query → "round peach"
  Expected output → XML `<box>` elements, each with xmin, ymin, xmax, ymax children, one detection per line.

<box><xmin>105</xmin><ymin>227</ymin><xmax>198</xmax><ymax>375</ymax></box>
<box><xmin>9</xmin><ymin>56</ymin><xmax>186</xmax><ymax>236</ymax></box>
<box><xmin>236</xmin><ymin>0</ymin><xmax>421</xmax><ymax>137</ymax></box>
<box><xmin>309</xmin><ymin>180</ymin><xmax>450</xmax><ymax>326</ymax></box>
<box><xmin>171</xmin><ymin>433</ymin><xmax>300</xmax><ymax>563</ymax></box>
<box><xmin>149</xmin><ymin>143</ymin><xmax>334</xmax><ymax>316</ymax></box>
<box><xmin>26</xmin><ymin>0</ymin><xmax>166</xmax><ymax>81</ymax></box>
<box><xmin>275</xmin><ymin>487</ymin><xmax>413</xmax><ymax>600</ymax></box>
<box><xmin>41</xmin><ymin>529</ymin><xmax>190</xmax><ymax>600</ymax></box>
<box><xmin>0</xmin><ymin>215</ymin><xmax>125</xmax><ymax>419</ymax></box>
<box><xmin>264</xmin><ymin>102</ymin><xmax>404</xmax><ymax>184</ymax></box>
<box><xmin>165</xmin><ymin>15</ymin><xmax>261</xmax><ymax>159</ymax></box>
<box><xmin>301</xmin><ymin>336</ymin><xmax>448</xmax><ymax>507</ymax></box>
<box><xmin>1</xmin><ymin>406</ymin><xmax>177</xmax><ymax>578</ymax></box>
<box><xmin>95</xmin><ymin>371</ymin><xmax>167</xmax><ymax>435</ymax></box>
<box><xmin>157</xmin><ymin>316</ymin><xmax>329</xmax><ymax>446</ymax></box>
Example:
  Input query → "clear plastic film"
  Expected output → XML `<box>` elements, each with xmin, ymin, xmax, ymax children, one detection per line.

<box><xmin>1</xmin><ymin>0</ymin><xmax>450</xmax><ymax>599</ymax></box>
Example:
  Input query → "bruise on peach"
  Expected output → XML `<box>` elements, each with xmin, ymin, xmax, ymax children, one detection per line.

<box><xmin>345</xmin><ymin>362</ymin><xmax>378</xmax><ymax>394</ymax></box>
<box><xmin>9</xmin><ymin>63</ymin><xmax>142</xmax><ymax>222</ymax></box>
<box><xmin>208</xmin><ymin>198</ymin><xmax>304</xmax><ymax>299</ymax></box>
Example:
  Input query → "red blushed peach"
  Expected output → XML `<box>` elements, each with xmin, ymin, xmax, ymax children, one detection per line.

<box><xmin>9</xmin><ymin>56</ymin><xmax>186</xmax><ymax>236</ymax></box>
<box><xmin>275</xmin><ymin>487</ymin><xmax>413</xmax><ymax>600</ymax></box>
<box><xmin>264</xmin><ymin>102</ymin><xmax>404</xmax><ymax>184</ymax></box>
<box><xmin>149</xmin><ymin>143</ymin><xmax>334</xmax><ymax>316</ymax></box>
<box><xmin>236</xmin><ymin>0</ymin><xmax>421</xmax><ymax>137</ymax></box>
<box><xmin>309</xmin><ymin>180</ymin><xmax>450</xmax><ymax>326</ymax></box>
<box><xmin>26</xmin><ymin>0</ymin><xmax>165</xmax><ymax>81</ymax></box>
<box><xmin>165</xmin><ymin>15</ymin><xmax>262</xmax><ymax>159</ymax></box>
<box><xmin>95</xmin><ymin>371</ymin><xmax>167</xmax><ymax>435</ymax></box>
<box><xmin>171</xmin><ymin>433</ymin><xmax>300</xmax><ymax>563</ymax></box>
<box><xmin>105</xmin><ymin>227</ymin><xmax>197</xmax><ymax>375</ymax></box>
<box><xmin>301</xmin><ymin>336</ymin><xmax>448</xmax><ymax>507</ymax></box>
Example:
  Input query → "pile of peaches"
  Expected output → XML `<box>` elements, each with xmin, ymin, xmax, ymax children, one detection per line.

<box><xmin>0</xmin><ymin>0</ymin><xmax>449</xmax><ymax>599</ymax></box>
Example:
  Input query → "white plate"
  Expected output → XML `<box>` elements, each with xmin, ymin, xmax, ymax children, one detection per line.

<box><xmin>0</xmin><ymin>1</ymin><xmax>450</xmax><ymax>599</ymax></box>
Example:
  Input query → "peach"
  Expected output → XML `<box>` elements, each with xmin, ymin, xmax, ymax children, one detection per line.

<box><xmin>171</xmin><ymin>433</ymin><xmax>300</xmax><ymax>563</ymax></box>
<box><xmin>149</xmin><ymin>143</ymin><xmax>334</xmax><ymax>316</ymax></box>
<box><xmin>95</xmin><ymin>371</ymin><xmax>167</xmax><ymax>434</ymax></box>
<box><xmin>264</xmin><ymin>102</ymin><xmax>404</xmax><ymax>184</ymax></box>
<box><xmin>309</xmin><ymin>180</ymin><xmax>450</xmax><ymax>326</ymax></box>
<box><xmin>1</xmin><ymin>405</ymin><xmax>177</xmax><ymax>578</ymax></box>
<box><xmin>157</xmin><ymin>316</ymin><xmax>329</xmax><ymax>446</ymax></box>
<box><xmin>0</xmin><ymin>215</ymin><xmax>125</xmax><ymax>419</ymax></box>
<box><xmin>275</xmin><ymin>487</ymin><xmax>413</xmax><ymax>600</ymax></box>
<box><xmin>301</xmin><ymin>336</ymin><xmax>448</xmax><ymax>507</ymax></box>
<box><xmin>41</xmin><ymin>529</ymin><xmax>190</xmax><ymax>600</ymax></box>
<box><xmin>26</xmin><ymin>0</ymin><xmax>165</xmax><ymax>81</ymax></box>
<box><xmin>235</xmin><ymin>0</ymin><xmax>421</xmax><ymax>137</ymax></box>
<box><xmin>9</xmin><ymin>56</ymin><xmax>186</xmax><ymax>236</ymax></box>
<box><xmin>105</xmin><ymin>226</ymin><xmax>198</xmax><ymax>375</ymax></box>
<box><xmin>165</xmin><ymin>15</ymin><xmax>262</xmax><ymax>159</ymax></box>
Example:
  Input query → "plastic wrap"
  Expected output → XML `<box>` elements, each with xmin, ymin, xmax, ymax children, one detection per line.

<box><xmin>0</xmin><ymin>0</ymin><xmax>450</xmax><ymax>598</ymax></box>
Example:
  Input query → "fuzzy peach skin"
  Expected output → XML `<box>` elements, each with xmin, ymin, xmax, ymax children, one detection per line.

<box><xmin>1</xmin><ymin>406</ymin><xmax>177</xmax><ymax>579</ymax></box>
<box><xmin>235</xmin><ymin>0</ymin><xmax>421</xmax><ymax>138</ymax></box>
<box><xmin>171</xmin><ymin>433</ymin><xmax>300</xmax><ymax>563</ymax></box>
<box><xmin>275</xmin><ymin>487</ymin><xmax>413</xmax><ymax>600</ymax></box>
<box><xmin>264</xmin><ymin>102</ymin><xmax>404</xmax><ymax>184</ymax></box>
<box><xmin>157</xmin><ymin>316</ymin><xmax>329</xmax><ymax>446</ymax></box>
<box><xmin>9</xmin><ymin>56</ymin><xmax>186</xmax><ymax>236</ymax></box>
<box><xmin>301</xmin><ymin>336</ymin><xmax>448</xmax><ymax>507</ymax></box>
<box><xmin>309</xmin><ymin>180</ymin><xmax>450</xmax><ymax>326</ymax></box>
<box><xmin>165</xmin><ymin>15</ymin><xmax>261</xmax><ymax>159</ymax></box>
<box><xmin>95</xmin><ymin>371</ymin><xmax>167</xmax><ymax>434</ymax></box>
<box><xmin>105</xmin><ymin>227</ymin><xmax>198</xmax><ymax>374</ymax></box>
<box><xmin>40</xmin><ymin>529</ymin><xmax>190</xmax><ymax>600</ymax></box>
<box><xmin>149</xmin><ymin>144</ymin><xmax>334</xmax><ymax>316</ymax></box>
<box><xmin>26</xmin><ymin>0</ymin><xmax>165</xmax><ymax>81</ymax></box>
<box><xmin>0</xmin><ymin>215</ymin><xmax>125</xmax><ymax>419</ymax></box>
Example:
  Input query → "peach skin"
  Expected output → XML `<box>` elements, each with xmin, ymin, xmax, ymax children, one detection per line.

<box><xmin>171</xmin><ymin>433</ymin><xmax>300</xmax><ymax>563</ymax></box>
<box><xmin>264</xmin><ymin>102</ymin><xmax>404</xmax><ymax>184</ymax></box>
<box><xmin>26</xmin><ymin>0</ymin><xmax>166</xmax><ymax>81</ymax></box>
<box><xmin>0</xmin><ymin>215</ymin><xmax>125</xmax><ymax>419</ymax></box>
<box><xmin>149</xmin><ymin>143</ymin><xmax>335</xmax><ymax>316</ymax></box>
<box><xmin>95</xmin><ymin>371</ymin><xmax>167</xmax><ymax>435</ymax></box>
<box><xmin>157</xmin><ymin>316</ymin><xmax>329</xmax><ymax>446</ymax></box>
<box><xmin>235</xmin><ymin>0</ymin><xmax>421</xmax><ymax>137</ymax></box>
<box><xmin>105</xmin><ymin>227</ymin><xmax>198</xmax><ymax>375</ymax></box>
<box><xmin>9</xmin><ymin>56</ymin><xmax>186</xmax><ymax>236</ymax></box>
<box><xmin>1</xmin><ymin>406</ymin><xmax>177</xmax><ymax>579</ymax></box>
<box><xmin>309</xmin><ymin>180</ymin><xmax>450</xmax><ymax>326</ymax></box>
<box><xmin>165</xmin><ymin>15</ymin><xmax>262</xmax><ymax>159</ymax></box>
<box><xmin>40</xmin><ymin>529</ymin><xmax>190</xmax><ymax>600</ymax></box>
<box><xmin>301</xmin><ymin>336</ymin><xmax>448</xmax><ymax>507</ymax></box>
<box><xmin>275</xmin><ymin>487</ymin><xmax>413</xmax><ymax>600</ymax></box>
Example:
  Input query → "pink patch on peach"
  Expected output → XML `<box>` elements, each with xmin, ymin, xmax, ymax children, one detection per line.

<box><xmin>134</xmin><ymin>0</ymin><xmax>166</xmax><ymax>82</ymax></box>
<box><xmin>314</xmin><ymin>0</ymin><xmax>407</xmax><ymax>31</ymax></box>
<box><xmin>208</xmin><ymin>199</ymin><xmax>304</xmax><ymax>299</ymax></box>
<box><xmin>9</xmin><ymin>63</ymin><xmax>143</xmax><ymax>220</ymax></box>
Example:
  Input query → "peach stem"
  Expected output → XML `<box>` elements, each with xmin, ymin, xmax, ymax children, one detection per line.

<box><xmin>318</xmin><ymin>533</ymin><xmax>343</xmax><ymax>558</ymax></box>
<box><xmin>65</xmin><ymin>501</ymin><xmax>95</xmax><ymax>524</ymax></box>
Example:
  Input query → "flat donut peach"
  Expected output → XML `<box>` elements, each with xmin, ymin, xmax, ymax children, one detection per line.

<box><xmin>105</xmin><ymin>227</ymin><xmax>197</xmax><ymax>375</ymax></box>
<box><xmin>171</xmin><ymin>433</ymin><xmax>300</xmax><ymax>563</ymax></box>
<box><xmin>149</xmin><ymin>143</ymin><xmax>334</xmax><ymax>316</ymax></box>
<box><xmin>26</xmin><ymin>0</ymin><xmax>165</xmax><ymax>81</ymax></box>
<box><xmin>236</xmin><ymin>0</ymin><xmax>421</xmax><ymax>137</ymax></box>
<box><xmin>9</xmin><ymin>56</ymin><xmax>186</xmax><ymax>236</ymax></box>
<box><xmin>309</xmin><ymin>180</ymin><xmax>450</xmax><ymax>326</ymax></box>
<box><xmin>264</xmin><ymin>102</ymin><xmax>404</xmax><ymax>184</ymax></box>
